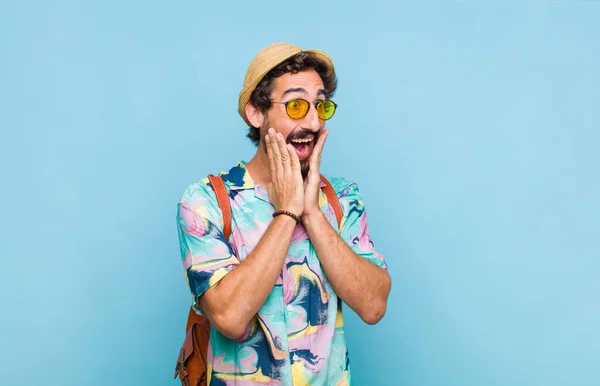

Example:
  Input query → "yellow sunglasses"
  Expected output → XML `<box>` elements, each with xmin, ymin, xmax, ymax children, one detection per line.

<box><xmin>275</xmin><ymin>99</ymin><xmax>338</xmax><ymax>121</ymax></box>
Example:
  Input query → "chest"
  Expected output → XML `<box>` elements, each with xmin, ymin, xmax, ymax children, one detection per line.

<box><xmin>225</xmin><ymin>190</ymin><xmax>338</xmax><ymax>277</ymax></box>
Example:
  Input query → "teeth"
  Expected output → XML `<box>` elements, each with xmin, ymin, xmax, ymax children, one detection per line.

<box><xmin>290</xmin><ymin>138</ymin><xmax>313</xmax><ymax>144</ymax></box>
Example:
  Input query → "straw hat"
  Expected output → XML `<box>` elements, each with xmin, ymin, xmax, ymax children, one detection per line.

<box><xmin>238</xmin><ymin>42</ymin><xmax>335</xmax><ymax>128</ymax></box>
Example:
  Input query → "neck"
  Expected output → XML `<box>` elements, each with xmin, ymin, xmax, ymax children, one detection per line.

<box><xmin>246</xmin><ymin>144</ymin><xmax>272</xmax><ymax>187</ymax></box>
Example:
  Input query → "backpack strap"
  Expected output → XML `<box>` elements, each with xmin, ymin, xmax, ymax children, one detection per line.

<box><xmin>207</xmin><ymin>174</ymin><xmax>233</xmax><ymax>240</ymax></box>
<box><xmin>320</xmin><ymin>175</ymin><xmax>343</xmax><ymax>229</ymax></box>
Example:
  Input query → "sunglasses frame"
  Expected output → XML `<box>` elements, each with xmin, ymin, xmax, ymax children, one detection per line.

<box><xmin>274</xmin><ymin>98</ymin><xmax>338</xmax><ymax>121</ymax></box>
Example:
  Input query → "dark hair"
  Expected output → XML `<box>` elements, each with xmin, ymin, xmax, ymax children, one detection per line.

<box><xmin>246</xmin><ymin>51</ymin><xmax>338</xmax><ymax>145</ymax></box>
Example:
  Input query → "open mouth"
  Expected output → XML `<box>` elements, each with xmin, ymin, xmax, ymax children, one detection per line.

<box><xmin>289</xmin><ymin>137</ymin><xmax>314</xmax><ymax>160</ymax></box>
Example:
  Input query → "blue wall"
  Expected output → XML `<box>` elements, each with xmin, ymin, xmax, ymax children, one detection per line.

<box><xmin>1</xmin><ymin>1</ymin><xmax>599</xmax><ymax>385</ymax></box>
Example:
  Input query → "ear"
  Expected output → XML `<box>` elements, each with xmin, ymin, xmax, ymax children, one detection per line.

<box><xmin>245</xmin><ymin>102</ymin><xmax>265</xmax><ymax>129</ymax></box>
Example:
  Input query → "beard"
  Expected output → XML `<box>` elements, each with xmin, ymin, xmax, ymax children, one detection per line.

<box><xmin>260</xmin><ymin>116</ymin><xmax>321</xmax><ymax>179</ymax></box>
<box><xmin>300</xmin><ymin>158</ymin><xmax>310</xmax><ymax>179</ymax></box>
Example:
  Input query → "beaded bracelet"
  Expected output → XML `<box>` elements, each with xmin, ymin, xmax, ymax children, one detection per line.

<box><xmin>272</xmin><ymin>210</ymin><xmax>301</xmax><ymax>224</ymax></box>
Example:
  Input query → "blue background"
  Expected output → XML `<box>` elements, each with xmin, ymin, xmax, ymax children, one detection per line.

<box><xmin>1</xmin><ymin>1</ymin><xmax>599</xmax><ymax>385</ymax></box>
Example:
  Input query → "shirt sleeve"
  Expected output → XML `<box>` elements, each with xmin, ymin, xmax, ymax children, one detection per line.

<box><xmin>176</xmin><ymin>185</ymin><xmax>240</xmax><ymax>314</ymax></box>
<box><xmin>337</xmin><ymin>181</ymin><xmax>388</xmax><ymax>270</ymax></box>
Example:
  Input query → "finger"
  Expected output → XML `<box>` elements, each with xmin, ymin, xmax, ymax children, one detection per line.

<box><xmin>276</xmin><ymin>132</ymin><xmax>291</xmax><ymax>177</ymax></box>
<box><xmin>287</xmin><ymin>143</ymin><xmax>301</xmax><ymax>177</ymax></box>
<box><xmin>265</xmin><ymin>134</ymin><xmax>277</xmax><ymax>179</ymax></box>
<box><xmin>270</xmin><ymin>130</ymin><xmax>283</xmax><ymax>177</ymax></box>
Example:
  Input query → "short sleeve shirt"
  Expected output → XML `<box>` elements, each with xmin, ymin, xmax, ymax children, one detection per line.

<box><xmin>176</xmin><ymin>161</ymin><xmax>387</xmax><ymax>386</ymax></box>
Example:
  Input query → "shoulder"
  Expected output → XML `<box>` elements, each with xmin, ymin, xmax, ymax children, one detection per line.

<box><xmin>177</xmin><ymin>176</ymin><xmax>220</xmax><ymax>222</ymax></box>
<box><xmin>321</xmin><ymin>174</ymin><xmax>362</xmax><ymax>200</ymax></box>
<box><xmin>180</xmin><ymin>176</ymin><xmax>213</xmax><ymax>205</ymax></box>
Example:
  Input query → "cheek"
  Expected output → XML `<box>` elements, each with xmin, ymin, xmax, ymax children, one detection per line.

<box><xmin>270</xmin><ymin>114</ymin><xmax>298</xmax><ymax>137</ymax></box>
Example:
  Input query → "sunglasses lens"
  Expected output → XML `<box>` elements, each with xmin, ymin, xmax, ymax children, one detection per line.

<box><xmin>286</xmin><ymin>99</ymin><xmax>309</xmax><ymax>119</ymax></box>
<box><xmin>317</xmin><ymin>100</ymin><xmax>336</xmax><ymax>120</ymax></box>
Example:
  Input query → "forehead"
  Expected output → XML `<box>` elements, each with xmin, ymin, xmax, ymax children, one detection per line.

<box><xmin>271</xmin><ymin>69</ymin><xmax>324</xmax><ymax>97</ymax></box>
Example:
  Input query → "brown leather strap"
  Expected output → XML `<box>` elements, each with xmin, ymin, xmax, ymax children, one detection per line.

<box><xmin>186</xmin><ymin>305</ymin><xmax>204</xmax><ymax>332</ymax></box>
<box><xmin>320</xmin><ymin>175</ymin><xmax>343</xmax><ymax>229</ymax></box>
<box><xmin>207</xmin><ymin>174</ymin><xmax>232</xmax><ymax>241</ymax></box>
<box><xmin>174</xmin><ymin>347</ymin><xmax>190</xmax><ymax>386</ymax></box>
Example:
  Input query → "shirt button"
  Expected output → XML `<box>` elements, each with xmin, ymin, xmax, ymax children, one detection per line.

<box><xmin>287</xmin><ymin>305</ymin><xmax>293</xmax><ymax>312</ymax></box>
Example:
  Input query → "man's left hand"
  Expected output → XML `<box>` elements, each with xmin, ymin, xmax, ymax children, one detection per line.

<box><xmin>302</xmin><ymin>129</ymin><xmax>329</xmax><ymax>220</ymax></box>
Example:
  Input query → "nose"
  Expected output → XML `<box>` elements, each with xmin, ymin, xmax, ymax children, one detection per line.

<box><xmin>303</xmin><ymin>102</ymin><xmax>322</xmax><ymax>132</ymax></box>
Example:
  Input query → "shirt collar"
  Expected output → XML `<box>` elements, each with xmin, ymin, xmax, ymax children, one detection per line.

<box><xmin>221</xmin><ymin>161</ymin><xmax>254</xmax><ymax>191</ymax></box>
<box><xmin>220</xmin><ymin>161</ymin><xmax>270</xmax><ymax>203</ymax></box>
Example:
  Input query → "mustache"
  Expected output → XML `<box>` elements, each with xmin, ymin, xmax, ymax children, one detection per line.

<box><xmin>286</xmin><ymin>129</ymin><xmax>321</xmax><ymax>143</ymax></box>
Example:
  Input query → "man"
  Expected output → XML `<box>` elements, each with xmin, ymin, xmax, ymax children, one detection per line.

<box><xmin>176</xmin><ymin>42</ymin><xmax>391</xmax><ymax>385</ymax></box>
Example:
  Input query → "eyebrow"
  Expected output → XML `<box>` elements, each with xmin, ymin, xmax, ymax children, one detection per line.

<box><xmin>281</xmin><ymin>88</ymin><xmax>328</xmax><ymax>99</ymax></box>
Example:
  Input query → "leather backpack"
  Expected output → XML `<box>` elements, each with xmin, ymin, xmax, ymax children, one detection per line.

<box><xmin>174</xmin><ymin>173</ymin><xmax>343</xmax><ymax>386</ymax></box>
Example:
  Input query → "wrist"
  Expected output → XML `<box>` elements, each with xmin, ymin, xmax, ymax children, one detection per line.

<box><xmin>301</xmin><ymin>210</ymin><xmax>326</xmax><ymax>226</ymax></box>
<box><xmin>273</xmin><ymin>210</ymin><xmax>301</xmax><ymax>224</ymax></box>
<box><xmin>271</xmin><ymin>213</ymin><xmax>299</xmax><ymax>231</ymax></box>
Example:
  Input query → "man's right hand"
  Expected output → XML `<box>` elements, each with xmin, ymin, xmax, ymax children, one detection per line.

<box><xmin>265</xmin><ymin>128</ymin><xmax>304</xmax><ymax>216</ymax></box>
